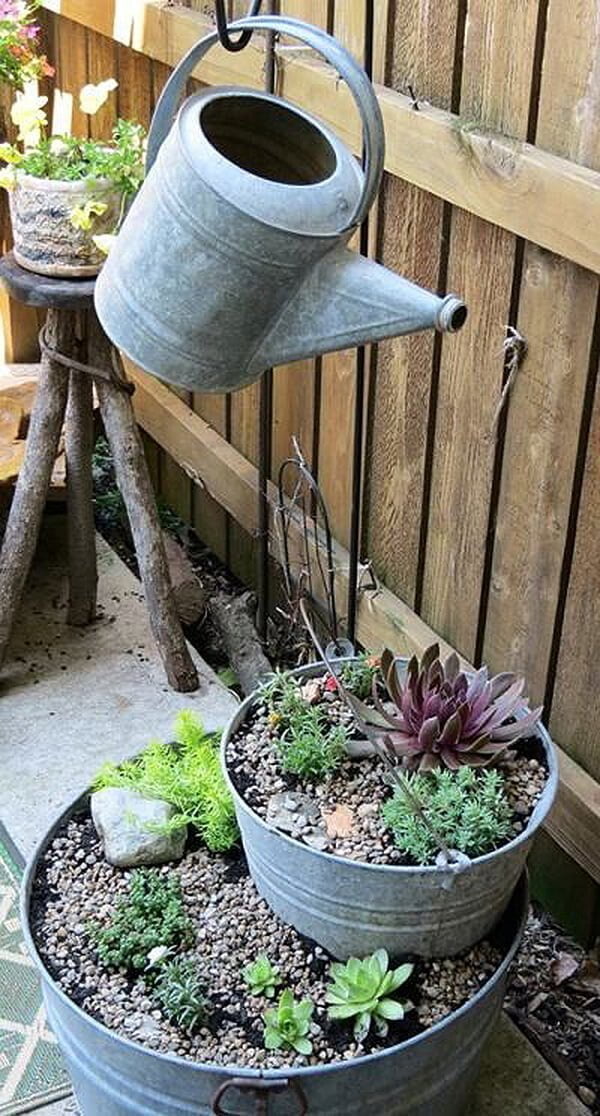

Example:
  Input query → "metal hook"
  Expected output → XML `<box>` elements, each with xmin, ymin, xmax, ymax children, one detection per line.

<box><xmin>214</xmin><ymin>0</ymin><xmax>263</xmax><ymax>52</ymax></box>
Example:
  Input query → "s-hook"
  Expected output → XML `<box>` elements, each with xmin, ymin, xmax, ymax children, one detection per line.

<box><xmin>214</xmin><ymin>0</ymin><xmax>263</xmax><ymax>51</ymax></box>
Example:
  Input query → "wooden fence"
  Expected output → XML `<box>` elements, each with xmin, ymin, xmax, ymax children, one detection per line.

<box><xmin>4</xmin><ymin>1</ymin><xmax>599</xmax><ymax>939</ymax></box>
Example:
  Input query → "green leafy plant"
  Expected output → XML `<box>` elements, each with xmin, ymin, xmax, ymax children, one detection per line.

<box><xmin>326</xmin><ymin>949</ymin><xmax>413</xmax><ymax>1042</ymax></box>
<box><xmin>353</xmin><ymin>643</ymin><xmax>542</xmax><ymax>771</ymax></box>
<box><xmin>93</xmin><ymin>710</ymin><xmax>239</xmax><ymax>852</ymax></box>
<box><xmin>381</xmin><ymin>766</ymin><xmax>513</xmax><ymax>864</ymax></box>
<box><xmin>261</xmin><ymin>672</ymin><xmax>347</xmax><ymax>780</ymax></box>
<box><xmin>263</xmin><ymin>989</ymin><xmax>314</xmax><ymax>1055</ymax></box>
<box><xmin>91</xmin><ymin>868</ymin><xmax>194</xmax><ymax>971</ymax></box>
<box><xmin>243</xmin><ymin>954</ymin><xmax>281</xmax><ymax>998</ymax></box>
<box><xmin>339</xmin><ymin>654</ymin><xmax>381</xmax><ymax>700</ymax></box>
<box><xmin>0</xmin><ymin>1</ymin><xmax>53</xmax><ymax>90</ymax></box>
<box><xmin>152</xmin><ymin>958</ymin><xmax>207</xmax><ymax>1031</ymax></box>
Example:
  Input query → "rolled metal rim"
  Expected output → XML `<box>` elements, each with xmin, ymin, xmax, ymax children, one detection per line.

<box><xmin>221</xmin><ymin>659</ymin><xmax>559</xmax><ymax>879</ymax></box>
<box><xmin>21</xmin><ymin>790</ymin><xmax>528</xmax><ymax>1084</ymax></box>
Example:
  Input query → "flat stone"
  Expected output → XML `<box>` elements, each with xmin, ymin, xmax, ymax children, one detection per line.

<box><xmin>91</xmin><ymin>787</ymin><xmax>186</xmax><ymax>867</ymax></box>
<box><xmin>266</xmin><ymin>791</ymin><xmax>321</xmax><ymax>833</ymax></box>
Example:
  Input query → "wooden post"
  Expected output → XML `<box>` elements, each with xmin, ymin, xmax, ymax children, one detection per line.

<box><xmin>88</xmin><ymin>313</ymin><xmax>199</xmax><ymax>693</ymax></box>
<box><xmin>0</xmin><ymin>309</ymin><xmax>70</xmax><ymax>665</ymax></box>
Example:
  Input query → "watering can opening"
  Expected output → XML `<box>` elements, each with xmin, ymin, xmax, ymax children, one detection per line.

<box><xmin>200</xmin><ymin>93</ymin><xmax>338</xmax><ymax>188</ymax></box>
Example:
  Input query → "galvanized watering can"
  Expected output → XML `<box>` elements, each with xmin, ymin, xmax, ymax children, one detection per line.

<box><xmin>94</xmin><ymin>15</ymin><xmax>467</xmax><ymax>393</ymax></box>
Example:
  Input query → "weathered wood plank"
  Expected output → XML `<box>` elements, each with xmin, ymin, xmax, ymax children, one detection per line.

<box><xmin>41</xmin><ymin>0</ymin><xmax>600</xmax><ymax>274</ymax></box>
<box><xmin>483</xmin><ymin>0</ymin><xmax>600</xmax><ymax>703</ymax></box>
<box><xmin>364</xmin><ymin>0</ymin><xmax>457</xmax><ymax>608</ymax></box>
<box><xmin>126</xmin><ymin>362</ymin><xmax>600</xmax><ymax>883</ymax></box>
<box><xmin>422</xmin><ymin>0</ymin><xmax>539</xmax><ymax>661</ymax></box>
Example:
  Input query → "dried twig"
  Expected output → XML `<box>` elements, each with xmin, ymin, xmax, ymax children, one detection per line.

<box><xmin>490</xmin><ymin>326</ymin><xmax>528</xmax><ymax>435</ymax></box>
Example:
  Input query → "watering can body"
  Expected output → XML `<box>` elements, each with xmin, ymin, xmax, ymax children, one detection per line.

<box><xmin>94</xmin><ymin>16</ymin><xmax>466</xmax><ymax>393</ymax></box>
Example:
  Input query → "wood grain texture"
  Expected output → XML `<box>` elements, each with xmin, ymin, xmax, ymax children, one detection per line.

<box><xmin>127</xmin><ymin>362</ymin><xmax>600</xmax><ymax>884</ymax></box>
<box><xmin>483</xmin><ymin>0</ymin><xmax>600</xmax><ymax>703</ymax></box>
<box><xmin>40</xmin><ymin>0</ymin><xmax>600</xmax><ymax>274</ymax></box>
<box><xmin>422</xmin><ymin>0</ymin><xmax>540</xmax><ymax>661</ymax></box>
<box><xmin>364</xmin><ymin>0</ymin><xmax>457</xmax><ymax>607</ymax></box>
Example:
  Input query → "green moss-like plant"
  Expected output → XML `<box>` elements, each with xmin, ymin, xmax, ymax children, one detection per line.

<box><xmin>261</xmin><ymin>672</ymin><xmax>347</xmax><ymax>781</ymax></box>
<box><xmin>91</xmin><ymin>868</ymin><xmax>194</xmax><ymax>971</ymax></box>
<box><xmin>381</xmin><ymin>767</ymin><xmax>512</xmax><ymax>864</ymax></box>
<box><xmin>92</xmin><ymin>710</ymin><xmax>239</xmax><ymax>852</ymax></box>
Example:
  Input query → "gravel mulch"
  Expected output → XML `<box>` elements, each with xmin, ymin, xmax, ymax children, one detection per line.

<box><xmin>31</xmin><ymin>813</ymin><xmax>502</xmax><ymax>1070</ymax></box>
<box><xmin>225</xmin><ymin>685</ymin><xmax>548</xmax><ymax>867</ymax></box>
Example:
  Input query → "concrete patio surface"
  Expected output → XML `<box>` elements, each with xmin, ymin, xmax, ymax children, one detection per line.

<box><xmin>0</xmin><ymin>515</ymin><xmax>237</xmax><ymax>860</ymax></box>
<box><xmin>0</xmin><ymin>517</ymin><xmax>587</xmax><ymax>1114</ymax></box>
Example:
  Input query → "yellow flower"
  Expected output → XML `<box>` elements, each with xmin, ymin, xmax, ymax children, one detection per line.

<box><xmin>92</xmin><ymin>234</ymin><xmax>117</xmax><ymax>256</ymax></box>
<box><xmin>10</xmin><ymin>91</ymin><xmax>48</xmax><ymax>147</ymax></box>
<box><xmin>79</xmin><ymin>78</ymin><xmax>118</xmax><ymax>116</ymax></box>
<box><xmin>0</xmin><ymin>168</ymin><xmax>16</xmax><ymax>191</ymax></box>
<box><xmin>69</xmin><ymin>200</ymin><xmax>108</xmax><ymax>231</ymax></box>
<box><xmin>0</xmin><ymin>143</ymin><xmax>22</xmax><ymax>165</ymax></box>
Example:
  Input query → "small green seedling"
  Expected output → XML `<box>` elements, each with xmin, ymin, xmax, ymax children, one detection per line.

<box><xmin>152</xmin><ymin>958</ymin><xmax>207</xmax><ymax>1032</ymax></box>
<box><xmin>326</xmin><ymin>949</ymin><xmax>413</xmax><ymax>1042</ymax></box>
<box><xmin>263</xmin><ymin>989</ymin><xmax>314</xmax><ymax>1055</ymax></box>
<box><xmin>243</xmin><ymin>954</ymin><xmax>281</xmax><ymax>998</ymax></box>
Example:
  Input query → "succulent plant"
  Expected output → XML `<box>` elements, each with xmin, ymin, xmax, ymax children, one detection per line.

<box><xmin>243</xmin><ymin>954</ymin><xmax>281</xmax><ymax>998</ymax></box>
<box><xmin>355</xmin><ymin>643</ymin><xmax>542</xmax><ymax>772</ymax></box>
<box><xmin>152</xmin><ymin>958</ymin><xmax>207</xmax><ymax>1032</ymax></box>
<box><xmin>263</xmin><ymin>989</ymin><xmax>314</xmax><ymax>1055</ymax></box>
<box><xmin>326</xmin><ymin>949</ymin><xmax>413</xmax><ymax>1042</ymax></box>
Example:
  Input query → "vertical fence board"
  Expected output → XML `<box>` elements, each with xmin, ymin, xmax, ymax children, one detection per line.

<box><xmin>483</xmin><ymin>0</ymin><xmax>600</xmax><ymax>703</ymax></box>
<box><xmin>550</xmin><ymin>365</ymin><xmax>600</xmax><ymax>780</ymax></box>
<box><xmin>364</xmin><ymin>0</ymin><xmax>457</xmax><ymax>608</ymax></box>
<box><xmin>421</xmin><ymin>0</ymin><xmax>540</xmax><ymax>662</ymax></box>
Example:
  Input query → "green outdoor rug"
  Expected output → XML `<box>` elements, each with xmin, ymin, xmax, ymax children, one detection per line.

<box><xmin>0</xmin><ymin>837</ymin><xmax>71</xmax><ymax>1114</ymax></box>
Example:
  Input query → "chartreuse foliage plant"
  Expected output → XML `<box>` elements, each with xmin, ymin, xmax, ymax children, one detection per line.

<box><xmin>381</xmin><ymin>766</ymin><xmax>512</xmax><ymax>864</ymax></box>
<box><xmin>92</xmin><ymin>710</ymin><xmax>239</xmax><ymax>852</ymax></box>
<box><xmin>244</xmin><ymin>954</ymin><xmax>281</xmax><ymax>998</ymax></box>
<box><xmin>91</xmin><ymin>868</ymin><xmax>194</xmax><ymax>972</ymax></box>
<box><xmin>260</xmin><ymin>672</ymin><xmax>347</xmax><ymax>780</ymax></box>
<box><xmin>263</xmin><ymin>990</ymin><xmax>314</xmax><ymax>1055</ymax></box>
<box><xmin>326</xmin><ymin>949</ymin><xmax>413</xmax><ymax>1042</ymax></box>
<box><xmin>152</xmin><ymin>958</ymin><xmax>207</xmax><ymax>1032</ymax></box>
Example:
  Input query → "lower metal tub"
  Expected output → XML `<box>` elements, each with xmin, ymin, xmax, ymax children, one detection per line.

<box><xmin>222</xmin><ymin>661</ymin><xmax>557</xmax><ymax>959</ymax></box>
<box><xmin>22</xmin><ymin>794</ymin><xmax>528</xmax><ymax>1116</ymax></box>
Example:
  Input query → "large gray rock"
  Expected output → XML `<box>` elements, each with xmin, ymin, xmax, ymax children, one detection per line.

<box><xmin>91</xmin><ymin>787</ymin><xmax>187</xmax><ymax>867</ymax></box>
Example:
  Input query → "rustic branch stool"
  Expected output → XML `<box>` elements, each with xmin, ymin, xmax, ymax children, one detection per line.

<box><xmin>0</xmin><ymin>251</ymin><xmax>199</xmax><ymax>692</ymax></box>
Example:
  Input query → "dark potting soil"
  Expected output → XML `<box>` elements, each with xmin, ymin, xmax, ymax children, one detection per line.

<box><xmin>30</xmin><ymin>811</ymin><xmax>502</xmax><ymax>1070</ymax></box>
<box><xmin>225</xmin><ymin>681</ymin><xmax>550</xmax><ymax>868</ymax></box>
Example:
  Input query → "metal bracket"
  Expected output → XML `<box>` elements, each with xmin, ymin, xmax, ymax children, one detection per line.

<box><xmin>212</xmin><ymin>1076</ymin><xmax>308</xmax><ymax>1115</ymax></box>
<box><xmin>214</xmin><ymin>0</ymin><xmax>263</xmax><ymax>52</ymax></box>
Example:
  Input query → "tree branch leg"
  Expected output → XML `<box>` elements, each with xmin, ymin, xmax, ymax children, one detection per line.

<box><xmin>0</xmin><ymin>308</ymin><xmax>71</xmax><ymax>667</ymax></box>
<box><xmin>89</xmin><ymin>314</ymin><xmax>198</xmax><ymax>692</ymax></box>
<box><xmin>66</xmin><ymin>368</ymin><xmax>97</xmax><ymax>625</ymax></box>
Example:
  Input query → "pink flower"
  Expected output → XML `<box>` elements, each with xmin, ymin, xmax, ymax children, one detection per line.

<box><xmin>19</xmin><ymin>24</ymin><xmax>39</xmax><ymax>39</ymax></box>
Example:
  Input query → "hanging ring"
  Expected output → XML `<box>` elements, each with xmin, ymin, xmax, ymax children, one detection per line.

<box><xmin>214</xmin><ymin>0</ymin><xmax>263</xmax><ymax>52</ymax></box>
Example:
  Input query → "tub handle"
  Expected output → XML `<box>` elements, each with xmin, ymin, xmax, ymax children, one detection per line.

<box><xmin>212</xmin><ymin>1076</ymin><xmax>308</xmax><ymax>1114</ymax></box>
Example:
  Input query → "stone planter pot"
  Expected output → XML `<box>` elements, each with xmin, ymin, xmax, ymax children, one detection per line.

<box><xmin>8</xmin><ymin>173</ymin><xmax>122</xmax><ymax>277</ymax></box>
<box><xmin>22</xmin><ymin>791</ymin><xmax>528</xmax><ymax>1116</ymax></box>
<box><xmin>222</xmin><ymin>660</ymin><xmax>558</xmax><ymax>959</ymax></box>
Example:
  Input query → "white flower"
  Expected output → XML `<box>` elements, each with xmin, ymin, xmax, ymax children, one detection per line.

<box><xmin>49</xmin><ymin>137</ymin><xmax>68</xmax><ymax>156</ymax></box>
<box><xmin>10</xmin><ymin>91</ymin><xmax>48</xmax><ymax>148</ymax></box>
<box><xmin>0</xmin><ymin>168</ymin><xmax>16</xmax><ymax>191</ymax></box>
<box><xmin>79</xmin><ymin>78</ymin><xmax>118</xmax><ymax>116</ymax></box>
<box><xmin>92</xmin><ymin>234</ymin><xmax>117</xmax><ymax>256</ymax></box>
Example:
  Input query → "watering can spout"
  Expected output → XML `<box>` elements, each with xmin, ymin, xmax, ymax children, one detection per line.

<box><xmin>251</xmin><ymin>246</ymin><xmax>467</xmax><ymax>374</ymax></box>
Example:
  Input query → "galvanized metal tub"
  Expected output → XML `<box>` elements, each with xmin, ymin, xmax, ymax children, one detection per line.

<box><xmin>22</xmin><ymin>794</ymin><xmax>528</xmax><ymax>1115</ymax></box>
<box><xmin>222</xmin><ymin>661</ymin><xmax>557</xmax><ymax>959</ymax></box>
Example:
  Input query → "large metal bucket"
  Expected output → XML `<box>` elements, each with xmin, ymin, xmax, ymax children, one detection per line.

<box><xmin>21</xmin><ymin>793</ymin><xmax>528</xmax><ymax>1115</ymax></box>
<box><xmin>222</xmin><ymin>661</ymin><xmax>557</xmax><ymax>959</ymax></box>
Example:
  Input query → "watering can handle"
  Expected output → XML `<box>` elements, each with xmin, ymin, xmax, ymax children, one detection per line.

<box><xmin>146</xmin><ymin>14</ymin><xmax>385</xmax><ymax>230</ymax></box>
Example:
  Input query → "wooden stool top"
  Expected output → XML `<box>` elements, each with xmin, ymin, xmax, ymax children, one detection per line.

<box><xmin>0</xmin><ymin>252</ymin><xmax>96</xmax><ymax>310</ymax></box>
